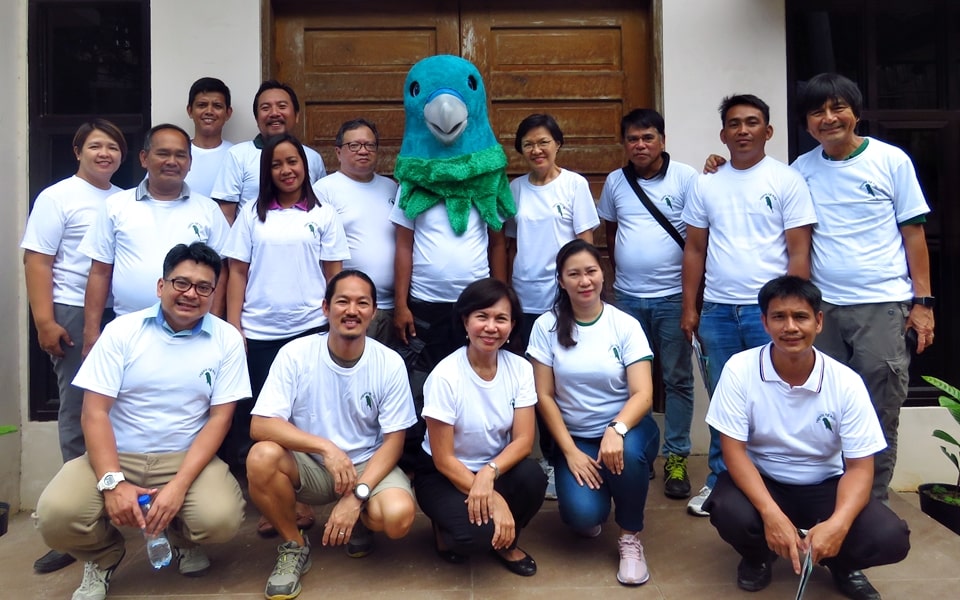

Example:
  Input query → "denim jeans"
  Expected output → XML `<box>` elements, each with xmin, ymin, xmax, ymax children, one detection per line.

<box><xmin>615</xmin><ymin>291</ymin><xmax>695</xmax><ymax>458</ymax></box>
<box><xmin>553</xmin><ymin>415</ymin><xmax>659</xmax><ymax>532</ymax></box>
<box><xmin>697</xmin><ymin>302</ymin><xmax>770</xmax><ymax>488</ymax></box>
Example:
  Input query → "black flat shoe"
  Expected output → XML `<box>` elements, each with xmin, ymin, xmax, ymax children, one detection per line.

<box><xmin>491</xmin><ymin>548</ymin><xmax>537</xmax><ymax>576</ymax></box>
<box><xmin>432</xmin><ymin>522</ymin><xmax>467</xmax><ymax>564</ymax></box>
<box><xmin>34</xmin><ymin>549</ymin><xmax>76</xmax><ymax>573</ymax></box>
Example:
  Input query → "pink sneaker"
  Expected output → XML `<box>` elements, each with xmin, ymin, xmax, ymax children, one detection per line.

<box><xmin>617</xmin><ymin>532</ymin><xmax>649</xmax><ymax>585</ymax></box>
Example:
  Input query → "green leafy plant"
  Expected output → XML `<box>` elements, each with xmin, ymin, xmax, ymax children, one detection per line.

<box><xmin>921</xmin><ymin>376</ymin><xmax>960</xmax><ymax>499</ymax></box>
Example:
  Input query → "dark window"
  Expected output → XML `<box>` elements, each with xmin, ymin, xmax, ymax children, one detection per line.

<box><xmin>27</xmin><ymin>0</ymin><xmax>150</xmax><ymax>421</ymax></box>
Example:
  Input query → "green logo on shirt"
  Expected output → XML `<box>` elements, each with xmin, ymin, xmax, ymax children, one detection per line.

<box><xmin>189</xmin><ymin>223</ymin><xmax>202</xmax><ymax>239</ymax></box>
<box><xmin>662</xmin><ymin>196</ymin><xmax>674</xmax><ymax>209</ymax></box>
<box><xmin>860</xmin><ymin>181</ymin><xmax>878</xmax><ymax>198</ymax></box>
<box><xmin>554</xmin><ymin>203</ymin><xmax>563</xmax><ymax>217</ymax></box>
<box><xmin>761</xmin><ymin>194</ymin><xmax>775</xmax><ymax>211</ymax></box>
<box><xmin>305</xmin><ymin>222</ymin><xmax>320</xmax><ymax>238</ymax></box>
<box><xmin>199</xmin><ymin>368</ymin><xmax>215</xmax><ymax>391</ymax></box>
<box><xmin>610</xmin><ymin>345</ymin><xmax>621</xmax><ymax>362</ymax></box>
<box><xmin>817</xmin><ymin>413</ymin><xmax>834</xmax><ymax>432</ymax></box>
<box><xmin>362</xmin><ymin>392</ymin><xmax>374</xmax><ymax>410</ymax></box>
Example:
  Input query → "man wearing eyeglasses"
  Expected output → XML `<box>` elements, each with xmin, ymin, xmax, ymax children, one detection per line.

<box><xmin>313</xmin><ymin>119</ymin><xmax>399</xmax><ymax>347</ymax></box>
<box><xmin>37</xmin><ymin>242</ymin><xmax>251</xmax><ymax>600</ymax></box>
<box><xmin>79</xmin><ymin>123</ymin><xmax>231</xmax><ymax>357</ymax></box>
<box><xmin>211</xmin><ymin>80</ymin><xmax>327</xmax><ymax>225</ymax></box>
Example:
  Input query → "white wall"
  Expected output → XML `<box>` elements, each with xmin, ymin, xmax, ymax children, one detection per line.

<box><xmin>660</xmin><ymin>0</ymin><xmax>789</xmax><ymax>167</ymax></box>
<box><xmin>151</xmin><ymin>0</ymin><xmax>263</xmax><ymax>143</ymax></box>
<box><xmin>2</xmin><ymin>0</ymin><xmax>27</xmax><ymax>511</ymax></box>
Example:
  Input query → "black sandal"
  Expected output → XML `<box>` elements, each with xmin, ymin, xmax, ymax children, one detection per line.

<box><xmin>432</xmin><ymin>521</ymin><xmax>468</xmax><ymax>564</ymax></box>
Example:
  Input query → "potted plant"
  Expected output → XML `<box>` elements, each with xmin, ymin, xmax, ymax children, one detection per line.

<box><xmin>919</xmin><ymin>375</ymin><xmax>960</xmax><ymax>535</ymax></box>
<box><xmin>0</xmin><ymin>425</ymin><xmax>15</xmax><ymax>536</ymax></box>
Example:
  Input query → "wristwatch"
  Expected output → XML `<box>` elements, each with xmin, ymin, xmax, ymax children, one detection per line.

<box><xmin>353</xmin><ymin>482</ymin><xmax>371</xmax><ymax>503</ymax></box>
<box><xmin>608</xmin><ymin>421</ymin><xmax>629</xmax><ymax>438</ymax></box>
<box><xmin>912</xmin><ymin>296</ymin><xmax>936</xmax><ymax>308</ymax></box>
<box><xmin>96</xmin><ymin>471</ymin><xmax>125</xmax><ymax>492</ymax></box>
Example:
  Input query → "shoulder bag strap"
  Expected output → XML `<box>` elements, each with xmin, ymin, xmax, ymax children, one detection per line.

<box><xmin>620</xmin><ymin>163</ymin><xmax>685</xmax><ymax>250</ymax></box>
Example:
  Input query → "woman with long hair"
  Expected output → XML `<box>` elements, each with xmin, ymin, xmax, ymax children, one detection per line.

<box><xmin>527</xmin><ymin>239</ymin><xmax>660</xmax><ymax>586</ymax></box>
<box><xmin>414</xmin><ymin>278</ymin><xmax>547</xmax><ymax>576</ymax></box>
<box><xmin>224</xmin><ymin>133</ymin><xmax>349</xmax><ymax>535</ymax></box>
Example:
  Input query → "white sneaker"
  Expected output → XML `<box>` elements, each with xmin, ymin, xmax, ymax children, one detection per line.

<box><xmin>72</xmin><ymin>554</ymin><xmax>123</xmax><ymax>600</ymax></box>
<box><xmin>616</xmin><ymin>532</ymin><xmax>649</xmax><ymax>585</ymax></box>
<box><xmin>174</xmin><ymin>545</ymin><xmax>210</xmax><ymax>577</ymax></box>
<box><xmin>687</xmin><ymin>485</ymin><xmax>712</xmax><ymax>517</ymax></box>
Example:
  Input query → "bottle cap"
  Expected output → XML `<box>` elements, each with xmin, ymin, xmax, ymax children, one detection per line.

<box><xmin>138</xmin><ymin>494</ymin><xmax>151</xmax><ymax>505</ymax></box>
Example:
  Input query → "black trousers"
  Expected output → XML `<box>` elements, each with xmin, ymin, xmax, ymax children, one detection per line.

<box><xmin>704</xmin><ymin>470</ymin><xmax>910</xmax><ymax>571</ymax></box>
<box><xmin>414</xmin><ymin>450</ymin><xmax>547</xmax><ymax>555</ymax></box>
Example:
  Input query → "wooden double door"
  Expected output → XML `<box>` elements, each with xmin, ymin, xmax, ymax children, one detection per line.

<box><xmin>272</xmin><ymin>0</ymin><xmax>653</xmax><ymax>198</ymax></box>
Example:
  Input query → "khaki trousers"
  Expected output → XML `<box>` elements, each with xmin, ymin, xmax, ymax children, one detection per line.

<box><xmin>37</xmin><ymin>452</ymin><xmax>244</xmax><ymax>568</ymax></box>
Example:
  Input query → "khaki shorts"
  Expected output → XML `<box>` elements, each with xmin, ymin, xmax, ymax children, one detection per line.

<box><xmin>292</xmin><ymin>451</ymin><xmax>412</xmax><ymax>505</ymax></box>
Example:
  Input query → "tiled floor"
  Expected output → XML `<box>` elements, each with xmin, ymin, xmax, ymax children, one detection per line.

<box><xmin>2</xmin><ymin>457</ymin><xmax>958</xmax><ymax>599</ymax></box>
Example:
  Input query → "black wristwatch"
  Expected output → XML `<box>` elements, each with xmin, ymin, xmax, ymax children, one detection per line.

<box><xmin>353</xmin><ymin>482</ymin><xmax>371</xmax><ymax>503</ymax></box>
<box><xmin>912</xmin><ymin>296</ymin><xmax>936</xmax><ymax>308</ymax></box>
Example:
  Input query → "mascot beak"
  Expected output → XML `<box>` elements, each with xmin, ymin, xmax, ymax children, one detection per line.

<box><xmin>423</xmin><ymin>88</ymin><xmax>468</xmax><ymax>145</ymax></box>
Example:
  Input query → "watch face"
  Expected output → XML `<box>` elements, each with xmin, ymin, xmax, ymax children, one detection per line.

<box><xmin>104</xmin><ymin>474</ymin><xmax>116</xmax><ymax>486</ymax></box>
<box><xmin>355</xmin><ymin>483</ymin><xmax>371</xmax><ymax>500</ymax></box>
<box><xmin>611</xmin><ymin>421</ymin><xmax>628</xmax><ymax>436</ymax></box>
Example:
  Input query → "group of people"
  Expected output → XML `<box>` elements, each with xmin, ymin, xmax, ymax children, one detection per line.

<box><xmin>21</xmin><ymin>71</ymin><xmax>925</xmax><ymax>600</ymax></box>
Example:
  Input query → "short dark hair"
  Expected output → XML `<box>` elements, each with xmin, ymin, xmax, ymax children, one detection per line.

<box><xmin>335</xmin><ymin>118</ymin><xmax>380</xmax><ymax>147</ymax></box>
<box><xmin>73</xmin><ymin>118</ymin><xmax>128</xmax><ymax>162</ymax></box>
<box><xmin>256</xmin><ymin>133</ymin><xmax>319</xmax><ymax>222</ymax></box>
<box><xmin>719</xmin><ymin>94</ymin><xmax>770</xmax><ymax>125</ymax></box>
<box><xmin>253</xmin><ymin>80</ymin><xmax>300</xmax><ymax>117</ymax></box>
<box><xmin>162</xmin><ymin>242</ymin><xmax>222</xmax><ymax>282</ymax></box>
<box><xmin>188</xmin><ymin>77</ymin><xmax>231</xmax><ymax>108</ymax></box>
<box><xmin>620</xmin><ymin>108</ymin><xmax>665</xmax><ymax>138</ymax></box>
<box><xmin>324</xmin><ymin>269</ymin><xmax>378</xmax><ymax>307</ymax></box>
<box><xmin>454</xmin><ymin>278</ymin><xmax>523</xmax><ymax>347</ymax></box>
<box><xmin>514</xmin><ymin>113</ymin><xmax>564</xmax><ymax>154</ymax></box>
<box><xmin>758</xmin><ymin>275</ymin><xmax>821</xmax><ymax>315</ymax></box>
<box><xmin>143</xmin><ymin>123</ymin><xmax>192</xmax><ymax>154</ymax></box>
<box><xmin>796</xmin><ymin>72</ymin><xmax>863</xmax><ymax>125</ymax></box>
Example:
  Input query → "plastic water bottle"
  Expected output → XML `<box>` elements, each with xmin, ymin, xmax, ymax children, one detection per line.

<box><xmin>138</xmin><ymin>494</ymin><xmax>172</xmax><ymax>569</ymax></box>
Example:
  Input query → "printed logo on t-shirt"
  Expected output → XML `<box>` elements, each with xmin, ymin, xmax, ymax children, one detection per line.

<box><xmin>859</xmin><ymin>181</ymin><xmax>883</xmax><ymax>200</ymax></box>
<box><xmin>305</xmin><ymin>222</ymin><xmax>321</xmax><ymax>239</ymax></box>
<box><xmin>510</xmin><ymin>397</ymin><xmax>516</xmax><ymax>409</ymax></box>
<box><xmin>199</xmin><ymin>368</ymin><xmax>215</xmax><ymax>391</ymax></box>
<box><xmin>816</xmin><ymin>413</ymin><xmax>835</xmax><ymax>433</ymax></box>
<box><xmin>553</xmin><ymin>203</ymin><xmax>564</xmax><ymax>218</ymax></box>
<box><xmin>188</xmin><ymin>222</ymin><xmax>203</xmax><ymax>239</ymax></box>
<box><xmin>387</xmin><ymin>195</ymin><xmax>396</xmax><ymax>206</ymax></box>
<box><xmin>760</xmin><ymin>194</ymin><xmax>776</xmax><ymax>212</ymax></box>
<box><xmin>610</xmin><ymin>344</ymin><xmax>622</xmax><ymax>363</ymax></box>
<box><xmin>661</xmin><ymin>195</ymin><xmax>675</xmax><ymax>210</ymax></box>
<box><xmin>362</xmin><ymin>392</ymin><xmax>375</xmax><ymax>410</ymax></box>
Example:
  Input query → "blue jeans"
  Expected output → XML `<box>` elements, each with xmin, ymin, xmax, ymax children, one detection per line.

<box><xmin>697</xmin><ymin>302</ymin><xmax>770</xmax><ymax>488</ymax></box>
<box><xmin>553</xmin><ymin>415</ymin><xmax>659</xmax><ymax>532</ymax></box>
<box><xmin>615</xmin><ymin>291</ymin><xmax>695</xmax><ymax>457</ymax></box>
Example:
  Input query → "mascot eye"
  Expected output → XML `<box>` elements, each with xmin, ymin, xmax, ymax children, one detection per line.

<box><xmin>409</xmin><ymin>81</ymin><xmax>420</xmax><ymax>97</ymax></box>
<box><xmin>467</xmin><ymin>75</ymin><xmax>478</xmax><ymax>91</ymax></box>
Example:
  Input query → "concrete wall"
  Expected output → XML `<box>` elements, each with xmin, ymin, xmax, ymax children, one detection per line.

<box><xmin>151</xmin><ymin>0</ymin><xmax>263</xmax><ymax>143</ymax></box>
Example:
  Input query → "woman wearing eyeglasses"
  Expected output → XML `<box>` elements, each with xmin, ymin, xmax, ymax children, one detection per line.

<box><xmin>505</xmin><ymin>114</ymin><xmax>600</xmax><ymax>349</ymax></box>
<box><xmin>223</xmin><ymin>133</ymin><xmax>349</xmax><ymax>534</ymax></box>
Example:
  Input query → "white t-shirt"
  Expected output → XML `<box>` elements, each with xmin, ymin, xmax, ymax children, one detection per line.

<box><xmin>682</xmin><ymin>156</ymin><xmax>817</xmax><ymax>304</ymax></box>
<box><xmin>792</xmin><ymin>137</ymin><xmax>930</xmax><ymax>305</ymax></box>
<box><xmin>314</xmin><ymin>172</ymin><xmax>398</xmax><ymax>309</ymax></box>
<box><xmin>210</xmin><ymin>139</ymin><xmax>327</xmax><ymax>208</ymax></box>
<box><xmin>252</xmin><ymin>333</ymin><xmax>417</xmax><ymax>465</ymax></box>
<box><xmin>389</xmin><ymin>195</ymin><xmax>494</xmax><ymax>303</ymax></box>
<box><xmin>185</xmin><ymin>140</ymin><xmax>234</xmax><ymax>199</ymax></box>
<box><xmin>20</xmin><ymin>175</ymin><xmax>121</xmax><ymax>307</ymax></box>
<box><xmin>526</xmin><ymin>304</ymin><xmax>653</xmax><ymax>438</ymax></box>
<box><xmin>78</xmin><ymin>183</ymin><xmax>231</xmax><ymax>315</ymax></box>
<box><xmin>706</xmin><ymin>343</ymin><xmax>886</xmax><ymax>485</ymax></box>
<box><xmin>421</xmin><ymin>347</ymin><xmax>537</xmax><ymax>472</ymax></box>
<box><xmin>597</xmin><ymin>161</ymin><xmax>696</xmax><ymax>297</ymax></box>
<box><xmin>505</xmin><ymin>168</ymin><xmax>599</xmax><ymax>313</ymax></box>
<box><xmin>73</xmin><ymin>305</ymin><xmax>250</xmax><ymax>454</ymax></box>
<box><xmin>223</xmin><ymin>201</ymin><xmax>350</xmax><ymax>339</ymax></box>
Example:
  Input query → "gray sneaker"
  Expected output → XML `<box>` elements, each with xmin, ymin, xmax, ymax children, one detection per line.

<box><xmin>346</xmin><ymin>520</ymin><xmax>374</xmax><ymax>558</ymax></box>
<box><xmin>72</xmin><ymin>552</ymin><xmax>123</xmax><ymax>600</ymax></box>
<box><xmin>265</xmin><ymin>537</ymin><xmax>312</xmax><ymax>600</ymax></box>
<box><xmin>539</xmin><ymin>459</ymin><xmax>558</xmax><ymax>501</ymax></box>
<box><xmin>687</xmin><ymin>485</ymin><xmax>712</xmax><ymax>517</ymax></box>
<box><xmin>174</xmin><ymin>545</ymin><xmax>210</xmax><ymax>577</ymax></box>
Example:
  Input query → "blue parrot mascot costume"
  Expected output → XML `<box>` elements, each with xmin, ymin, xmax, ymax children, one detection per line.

<box><xmin>393</xmin><ymin>55</ymin><xmax>516</xmax><ymax>235</ymax></box>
